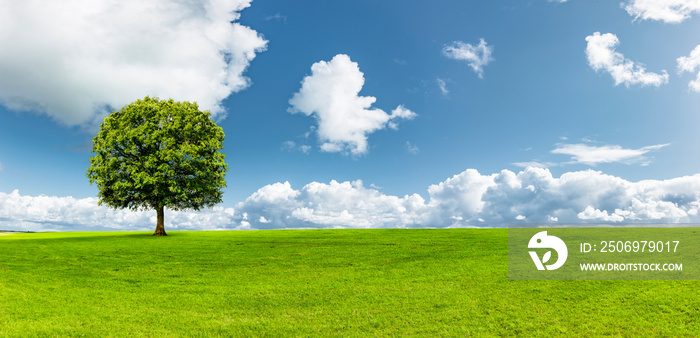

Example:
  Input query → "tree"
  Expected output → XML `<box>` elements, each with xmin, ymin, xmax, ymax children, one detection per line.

<box><xmin>87</xmin><ymin>97</ymin><xmax>227</xmax><ymax>236</ymax></box>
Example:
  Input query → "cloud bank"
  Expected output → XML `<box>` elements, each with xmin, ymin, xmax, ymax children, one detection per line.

<box><xmin>4</xmin><ymin>168</ymin><xmax>700</xmax><ymax>232</ymax></box>
<box><xmin>0</xmin><ymin>0</ymin><xmax>267</xmax><ymax>125</ymax></box>
<box><xmin>0</xmin><ymin>190</ymin><xmax>236</xmax><ymax>232</ymax></box>
<box><xmin>585</xmin><ymin>32</ymin><xmax>669</xmax><ymax>87</ymax></box>
<box><xmin>624</xmin><ymin>0</ymin><xmax>700</xmax><ymax>23</ymax></box>
<box><xmin>442</xmin><ymin>39</ymin><xmax>493</xmax><ymax>78</ymax></box>
<box><xmin>288</xmin><ymin>54</ymin><xmax>416</xmax><ymax>155</ymax></box>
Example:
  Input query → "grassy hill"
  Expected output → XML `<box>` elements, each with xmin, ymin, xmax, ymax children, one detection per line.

<box><xmin>0</xmin><ymin>229</ymin><xmax>697</xmax><ymax>336</ymax></box>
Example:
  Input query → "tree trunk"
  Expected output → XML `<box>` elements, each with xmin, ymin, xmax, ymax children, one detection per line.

<box><xmin>153</xmin><ymin>205</ymin><xmax>167</xmax><ymax>236</ymax></box>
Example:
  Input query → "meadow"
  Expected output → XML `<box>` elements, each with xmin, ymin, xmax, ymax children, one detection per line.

<box><xmin>0</xmin><ymin>229</ymin><xmax>698</xmax><ymax>336</ymax></box>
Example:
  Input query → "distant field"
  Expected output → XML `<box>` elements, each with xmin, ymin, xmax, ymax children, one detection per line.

<box><xmin>0</xmin><ymin>229</ymin><xmax>698</xmax><ymax>336</ymax></box>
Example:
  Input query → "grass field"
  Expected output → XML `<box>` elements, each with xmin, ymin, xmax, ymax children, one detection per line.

<box><xmin>0</xmin><ymin>229</ymin><xmax>698</xmax><ymax>336</ymax></box>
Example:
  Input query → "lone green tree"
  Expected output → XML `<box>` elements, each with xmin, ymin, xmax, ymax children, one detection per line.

<box><xmin>87</xmin><ymin>97</ymin><xmax>227</xmax><ymax>236</ymax></box>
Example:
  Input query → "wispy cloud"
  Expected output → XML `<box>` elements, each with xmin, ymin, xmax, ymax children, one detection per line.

<box><xmin>282</xmin><ymin>140</ymin><xmax>311</xmax><ymax>154</ymax></box>
<box><xmin>436</xmin><ymin>78</ymin><xmax>449</xmax><ymax>95</ymax></box>
<box><xmin>585</xmin><ymin>32</ymin><xmax>669</xmax><ymax>87</ymax></box>
<box><xmin>288</xmin><ymin>54</ymin><xmax>416</xmax><ymax>156</ymax></box>
<box><xmin>624</xmin><ymin>0</ymin><xmax>700</xmax><ymax>23</ymax></box>
<box><xmin>551</xmin><ymin>143</ymin><xmax>669</xmax><ymax>165</ymax></box>
<box><xmin>442</xmin><ymin>39</ymin><xmax>493</xmax><ymax>78</ymax></box>
<box><xmin>265</xmin><ymin>13</ymin><xmax>287</xmax><ymax>22</ymax></box>
<box><xmin>511</xmin><ymin>161</ymin><xmax>556</xmax><ymax>169</ymax></box>
<box><xmin>406</xmin><ymin>141</ymin><xmax>419</xmax><ymax>155</ymax></box>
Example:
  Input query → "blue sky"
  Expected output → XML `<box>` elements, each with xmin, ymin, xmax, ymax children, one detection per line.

<box><xmin>3</xmin><ymin>0</ymin><xmax>700</xmax><ymax>231</ymax></box>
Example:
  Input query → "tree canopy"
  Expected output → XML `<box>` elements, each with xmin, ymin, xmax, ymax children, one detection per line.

<box><xmin>87</xmin><ymin>97</ymin><xmax>227</xmax><ymax>235</ymax></box>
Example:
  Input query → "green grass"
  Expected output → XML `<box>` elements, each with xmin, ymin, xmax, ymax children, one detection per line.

<box><xmin>0</xmin><ymin>229</ymin><xmax>698</xmax><ymax>336</ymax></box>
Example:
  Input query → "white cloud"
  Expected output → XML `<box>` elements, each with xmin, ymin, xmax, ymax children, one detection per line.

<box><xmin>235</xmin><ymin>168</ymin><xmax>700</xmax><ymax>228</ymax></box>
<box><xmin>288</xmin><ymin>54</ymin><xmax>416</xmax><ymax>155</ymax></box>
<box><xmin>442</xmin><ymin>39</ymin><xmax>493</xmax><ymax>78</ymax></box>
<box><xmin>577</xmin><ymin>206</ymin><xmax>625</xmax><ymax>222</ymax></box>
<box><xmin>551</xmin><ymin>143</ymin><xmax>669</xmax><ymax>165</ymax></box>
<box><xmin>5</xmin><ymin>167</ymin><xmax>700</xmax><ymax>230</ymax></box>
<box><xmin>678</xmin><ymin>45</ymin><xmax>700</xmax><ymax>72</ymax></box>
<box><xmin>0</xmin><ymin>190</ymin><xmax>237</xmax><ymax>232</ymax></box>
<box><xmin>624</xmin><ymin>0</ymin><xmax>700</xmax><ymax>23</ymax></box>
<box><xmin>0</xmin><ymin>0</ymin><xmax>267</xmax><ymax>126</ymax></box>
<box><xmin>686</xmin><ymin>73</ymin><xmax>700</xmax><ymax>92</ymax></box>
<box><xmin>236</xmin><ymin>180</ymin><xmax>431</xmax><ymax>229</ymax></box>
<box><xmin>478</xmin><ymin>168</ymin><xmax>700</xmax><ymax>225</ymax></box>
<box><xmin>585</xmin><ymin>32</ymin><xmax>669</xmax><ymax>87</ymax></box>
<box><xmin>436</xmin><ymin>78</ymin><xmax>449</xmax><ymax>95</ymax></box>
<box><xmin>677</xmin><ymin>45</ymin><xmax>700</xmax><ymax>92</ymax></box>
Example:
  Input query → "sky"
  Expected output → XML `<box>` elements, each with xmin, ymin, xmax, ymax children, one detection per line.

<box><xmin>3</xmin><ymin>0</ymin><xmax>700</xmax><ymax>231</ymax></box>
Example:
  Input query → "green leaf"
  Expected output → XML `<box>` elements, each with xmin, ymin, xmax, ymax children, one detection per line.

<box><xmin>86</xmin><ymin>96</ymin><xmax>228</xmax><ymax>215</ymax></box>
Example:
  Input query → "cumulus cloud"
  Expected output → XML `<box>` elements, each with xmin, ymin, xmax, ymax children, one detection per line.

<box><xmin>288</xmin><ymin>54</ymin><xmax>416</xmax><ymax>155</ymax></box>
<box><xmin>578</xmin><ymin>206</ymin><xmax>625</xmax><ymax>222</ymax></box>
<box><xmin>5</xmin><ymin>167</ymin><xmax>700</xmax><ymax>231</ymax></box>
<box><xmin>677</xmin><ymin>45</ymin><xmax>700</xmax><ymax>92</ymax></box>
<box><xmin>0</xmin><ymin>0</ymin><xmax>267</xmax><ymax>125</ymax></box>
<box><xmin>585</xmin><ymin>32</ymin><xmax>669</xmax><ymax>87</ymax></box>
<box><xmin>229</xmin><ymin>168</ymin><xmax>700</xmax><ymax>228</ymax></box>
<box><xmin>243</xmin><ymin>168</ymin><xmax>700</xmax><ymax>228</ymax></box>
<box><xmin>425</xmin><ymin>169</ymin><xmax>499</xmax><ymax>226</ymax></box>
<box><xmin>624</xmin><ymin>0</ymin><xmax>700</xmax><ymax>23</ymax></box>
<box><xmin>442</xmin><ymin>39</ymin><xmax>493</xmax><ymax>78</ymax></box>
<box><xmin>474</xmin><ymin>168</ymin><xmax>700</xmax><ymax>225</ymax></box>
<box><xmin>551</xmin><ymin>143</ymin><xmax>669</xmax><ymax>165</ymax></box>
<box><xmin>237</xmin><ymin>180</ymin><xmax>431</xmax><ymax>228</ymax></box>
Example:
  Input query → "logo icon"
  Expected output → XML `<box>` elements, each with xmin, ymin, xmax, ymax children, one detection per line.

<box><xmin>528</xmin><ymin>231</ymin><xmax>568</xmax><ymax>270</ymax></box>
